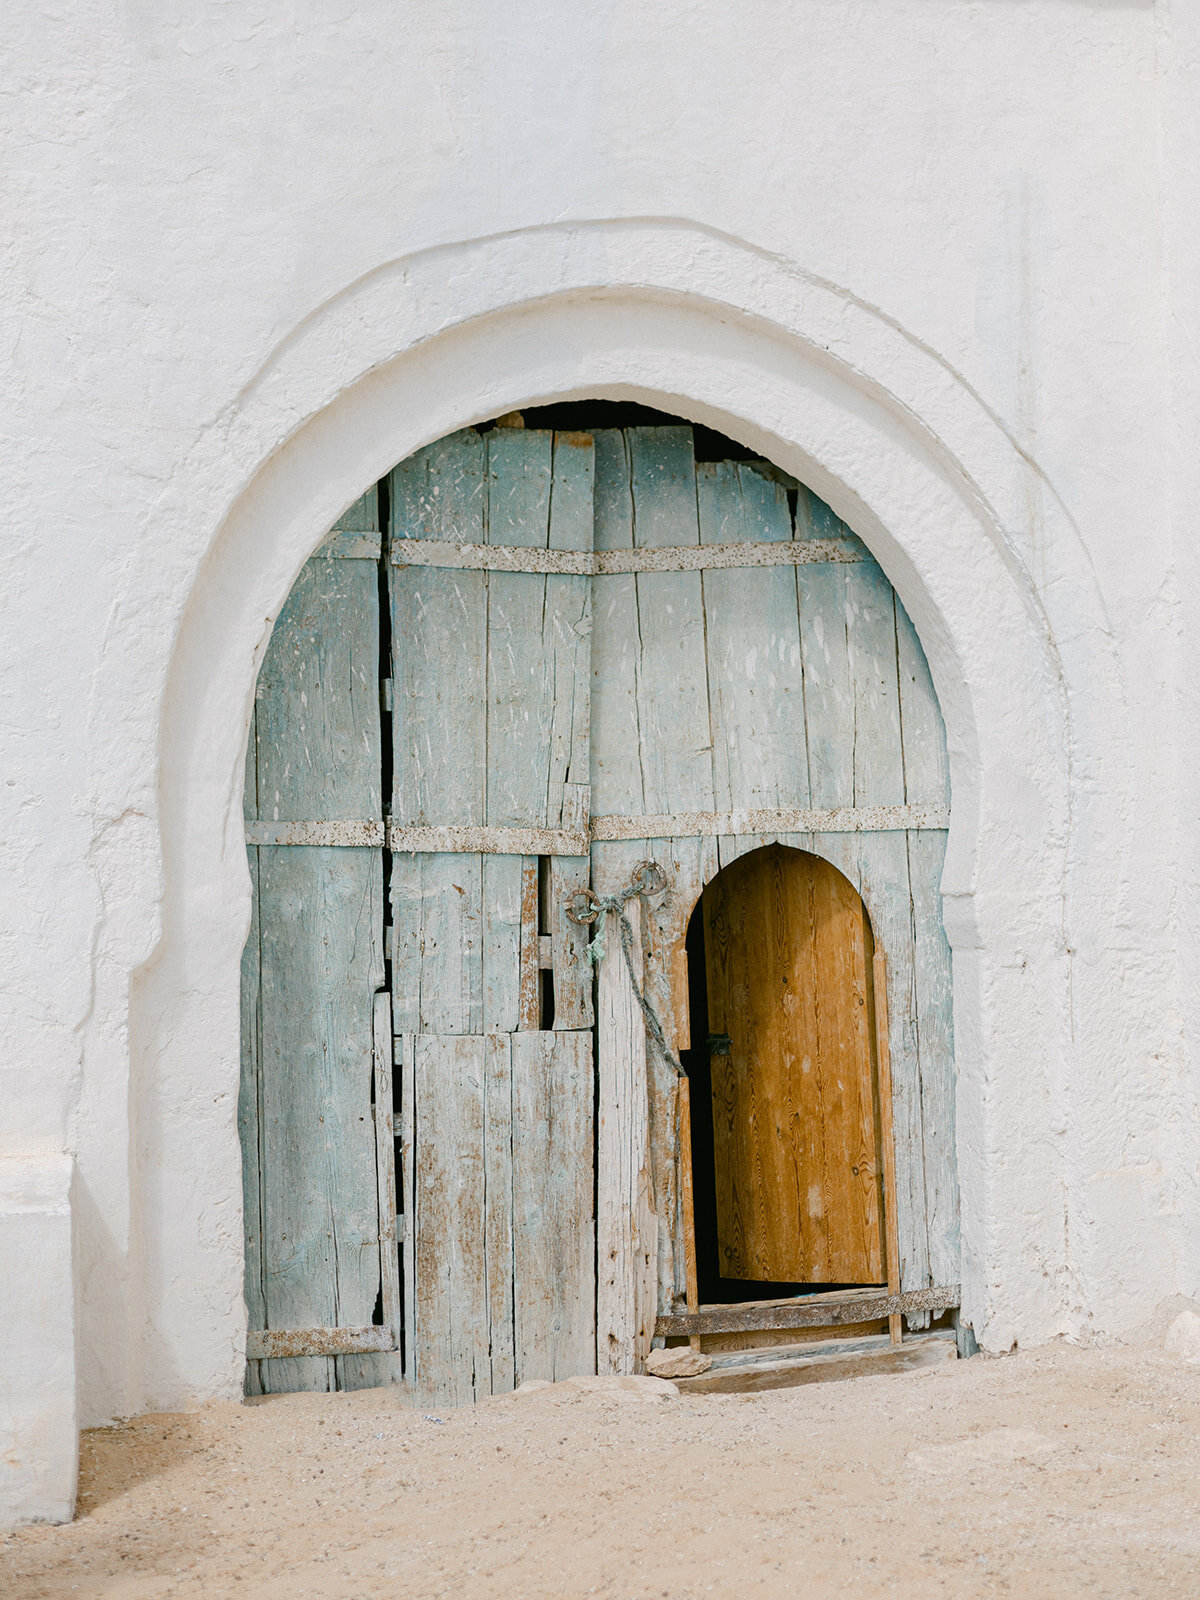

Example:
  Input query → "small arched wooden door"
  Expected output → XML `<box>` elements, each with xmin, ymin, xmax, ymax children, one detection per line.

<box><xmin>701</xmin><ymin>845</ymin><xmax>884</xmax><ymax>1286</ymax></box>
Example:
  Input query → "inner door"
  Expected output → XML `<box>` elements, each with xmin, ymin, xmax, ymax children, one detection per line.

<box><xmin>702</xmin><ymin>845</ymin><xmax>883</xmax><ymax>1287</ymax></box>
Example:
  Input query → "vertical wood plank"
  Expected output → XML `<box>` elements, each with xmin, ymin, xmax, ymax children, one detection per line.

<box><xmin>632</xmin><ymin>428</ymin><xmax>714</xmax><ymax>1311</ymax></box>
<box><xmin>698</xmin><ymin>461</ymin><xmax>810</xmax><ymax>869</ymax></box>
<box><xmin>482</xmin><ymin>852</ymin><xmax>525</xmax><ymax>1034</ymax></box>
<box><xmin>596</xmin><ymin>898</ymin><xmax>656</xmax><ymax>1373</ymax></box>
<box><xmin>339</xmin><ymin>987</ymin><xmax>403</xmax><ymax>1390</ymax></box>
<box><xmin>411</xmin><ymin>1035</ymin><xmax>492</xmax><ymax>1405</ymax></box>
<box><xmin>872</xmin><ymin>945</ymin><xmax>904</xmax><ymax>1345</ymax></box>
<box><xmin>511</xmin><ymin>1031</ymin><xmax>596</xmax><ymax>1382</ymax></box>
<box><xmin>374</xmin><ymin>990</ymin><xmax>402</xmax><ymax>1338</ymax></box>
<box><xmin>483</xmin><ymin>1032</ymin><xmax>516</xmax><ymax>1395</ymax></box>
<box><xmin>391</xmin><ymin>432</ymin><xmax>487</xmax><ymax>1035</ymax></box>
<box><xmin>399</xmin><ymin>1034</ymin><xmax>416</xmax><ymax>1381</ymax></box>
<box><xmin>677</xmin><ymin>1074</ymin><xmax>701</xmax><ymax>1349</ymax></box>
<box><xmin>546</xmin><ymin>434</ymin><xmax>595</xmax><ymax>1028</ymax></box>
<box><xmin>516</xmin><ymin>857</ymin><xmax>541</xmax><ymax>1031</ymax></box>
<box><xmin>251</xmin><ymin>545</ymin><xmax>384</xmax><ymax>1394</ymax></box>
<box><xmin>484</xmin><ymin>427</ymin><xmax>554</xmax><ymax>839</ymax></box>
<box><xmin>239</xmin><ymin>717</ymin><xmax>265</xmax><ymax>1398</ymax></box>
<box><xmin>895</xmin><ymin>600</ymin><xmax>958</xmax><ymax>1289</ymax></box>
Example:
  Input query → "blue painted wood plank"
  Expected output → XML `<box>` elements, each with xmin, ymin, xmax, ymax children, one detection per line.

<box><xmin>512</xmin><ymin>1031</ymin><xmax>596</xmax><ymax>1381</ymax></box>
<box><xmin>246</xmin><ymin>535</ymin><xmax>385</xmax><ymax>1393</ymax></box>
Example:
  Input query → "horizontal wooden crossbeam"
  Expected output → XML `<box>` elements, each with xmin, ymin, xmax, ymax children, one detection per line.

<box><xmin>244</xmin><ymin>820</ymin><xmax>386</xmax><ymax>847</ymax></box>
<box><xmin>589</xmin><ymin>804</ymin><xmax>950</xmax><ymax>841</ymax></box>
<box><xmin>390</xmin><ymin>537</ymin><xmax>864</xmax><ymax>575</ymax></box>
<box><xmin>246</xmin><ymin>1324</ymin><xmax>398</xmax><ymax>1359</ymax></box>
<box><xmin>316</xmin><ymin>531</ymin><xmax>383</xmax><ymax>560</ymax></box>
<box><xmin>388</xmin><ymin>823</ymin><xmax>591</xmax><ymax>855</ymax></box>
<box><xmin>245</xmin><ymin>805</ymin><xmax>950</xmax><ymax>854</ymax></box>
<box><xmin>654</xmin><ymin>1284</ymin><xmax>960</xmax><ymax>1339</ymax></box>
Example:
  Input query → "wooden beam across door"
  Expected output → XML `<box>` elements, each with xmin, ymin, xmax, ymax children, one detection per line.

<box><xmin>654</xmin><ymin>1284</ymin><xmax>961</xmax><ymax>1339</ymax></box>
<box><xmin>244</xmin><ymin>803</ymin><xmax>951</xmax><ymax>854</ymax></box>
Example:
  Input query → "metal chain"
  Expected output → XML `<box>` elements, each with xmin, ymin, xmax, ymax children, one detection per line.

<box><xmin>564</xmin><ymin>861</ymin><xmax>687</xmax><ymax>1081</ymax></box>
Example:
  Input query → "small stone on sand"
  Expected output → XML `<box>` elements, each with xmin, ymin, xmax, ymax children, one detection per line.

<box><xmin>644</xmin><ymin>1346</ymin><xmax>713</xmax><ymax>1379</ymax></box>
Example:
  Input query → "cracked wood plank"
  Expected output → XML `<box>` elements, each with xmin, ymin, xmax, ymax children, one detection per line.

<box><xmin>482</xmin><ymin>426</ymin><xmax>555</xmax><ymax>1034</ymax></box>
<box><xmin>242</xmin><ymin>488</ymin><xmax>385</xmax><ymax>1394</ymax></box>
<box><xmin>248</xmin><ymin>809</ymin><xmax>948</xmax><ymax>852</ymax></box>
<box><xmin>588</xmin><ymin>803</ymin><xmax>949</xmax><ymax>840</ymax></box>
<box><xmin>389</xmin><ymin>536</ymin><xmax>864</xmax><ymax>573</ymax></box>
<box><xmin>512</xmin><ymin>1031</ymin><xmax>596</xmax><ymax>1381</ymax></box>
<box><xmin>655</xmin><ymin>1283</ymin><xmax>961</xmax><ymax>1337</ymax></box>
<box><xmin>390</xmin><ymin>432</ymin><xmax>487</xmax><ymax>1034</ymax></box>
<box><xmin>896</xmin><ymin>599</ymin><xmax>958</xmax><ymax>1290</ymax></box>
<box><xmin>545</xmin><ymin>436</ymin><xmax>595</xmax><ymax>1028</ymax></box>
<box><xmin>409</xmin><ymin>1034</ymin><xmax>512</xmax><ymax>1405</ymax></box>
<box><xmin>698</xmin><ymin>459</ymin><xmax>810</xmax><ymax>875</ymax></box>
<box><xmin>596</xmin><ymin>898</ymin><xmax>657</xmax><ymax>1374</ymax></box>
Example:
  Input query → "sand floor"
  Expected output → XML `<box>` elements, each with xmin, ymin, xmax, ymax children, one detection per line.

<box><xmin>4</xmin><ymin>1342</ymin><xmax>1200</xmax><ymax>1599</ymax></box>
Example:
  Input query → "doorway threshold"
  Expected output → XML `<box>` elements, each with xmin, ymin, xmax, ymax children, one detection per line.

<box><xmin>656</xmin><ymin>1283</ymin><xmax>960</xmax><ymax>1340</ymax></box>
<box><xmin>671</xmin><ymin>1329</ymin><xmax>958</xmax><ymax>1396</ymax></box>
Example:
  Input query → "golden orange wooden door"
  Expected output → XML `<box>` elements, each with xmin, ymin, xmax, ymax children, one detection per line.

<box><xmin>703</xmin><ymin>845</ymin><xmax>885</xmax><ymax>1284</ymax></box>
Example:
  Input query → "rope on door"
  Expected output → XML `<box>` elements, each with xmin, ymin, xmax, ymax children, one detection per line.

<box><xmin>564</xmin><ymin>861</ymin><xmax>687</xmax><ymax>1081</ymax></box>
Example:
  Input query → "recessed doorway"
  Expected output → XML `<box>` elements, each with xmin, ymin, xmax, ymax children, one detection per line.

<box><xmin>683</xmin><ymin>845</ymin><xmax>890</xmax><ymax>1306</ymax></box>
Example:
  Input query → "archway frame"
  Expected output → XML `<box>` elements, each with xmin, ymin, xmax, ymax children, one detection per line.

<box><xmin>133</xmin><ymin>219</ymin><xmax>1125</xmax><ymax>1409</ymax></box>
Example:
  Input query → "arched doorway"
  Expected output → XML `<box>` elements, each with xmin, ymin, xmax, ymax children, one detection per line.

<box><xmin>238</xmin><ymin>405</ymin><xmax>958</xmax><ymax>1400</ymax></box>
<box><xmin>684</xmin><ymin>845</ymin><xmax>890</xmax><ymax>1302</ymax></box>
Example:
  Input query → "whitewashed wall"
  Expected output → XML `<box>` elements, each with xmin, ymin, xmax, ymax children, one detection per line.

<box><xmin>2</xmin><ymin>0</ymin><xmax>1195</xmax><ymax>1525</ymax></box>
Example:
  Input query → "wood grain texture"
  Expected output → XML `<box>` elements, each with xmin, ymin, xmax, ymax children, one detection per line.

<box><xmin>391</xmin><ymin>429</ymin><xmax>594</xmax><ymax>1036</ymax></box>
<box><xmin>399</xmin><ymin>1034</ymin><xmax>416</xmax><ymax>1382</ymax></box>
<box><xmin>544</xmin><ymin>436</ymin><xmax>594</xmax><ymax>1028</ymax></box>
<box><xmin>697</xmin><ymin>461</ymin><xmax>810</xmax><ymax>871</ymax></box>
<box><xmin>244</xmin><ymin>536</ymin><xmax>385</xmax><ymax>1395</ymax></box>
<box><xmin>407</xmin><ymin>1031</ymin><xmax>595</xmax><ymax>1399</ymax></box>
<box><xmin>388</xmin><ymin>537</ymin><xmax>865</xmax><ymax>575</ymax></box>
<box><xmin>704</xmin><ymin>845</ymin><xmax>883</xmax><ymax>1285</ymax></box>
<box><xmin>391</xmin><ymin>430</ymin><xmax>488</xmax><ymax>1035</ymax></box>
<box><xmin>409</xmin><ymin>1034</ymin><xmax>510</xmax><ymax>1405</ymax></box>
<box><xmin>655</xmin><ymin>1282</ymin><xmax>960</xmax><ymax>1337</ymax></box>
<box><xmin>596</xmin><ymin>898</ymin><xmax>657</xmax><ymax>1374</ymax></box>
<box><xmin>511</xmin><ymin>1031</ymin><xmax>596</xmax><ymax>1382</ymax></box>
<box><xmin>895</xmin><ymin>600</ymin><xmax>957</xmax><ymax>1289</ymax></box>
<box><xmin>591</xmin><ymin>428</ymin><xmax>715</xmax><ymax>1318</ymax></box>
<box><xmin>672</xmin><ymin>1334</ymin><xmax>956</xmax><ymax>1394</ymax></box>
<box><xmin>373</xmin><ymin>991</ymin><xmax>402</xmax><ymax>1341</ymax></box>
<box><xmin>239</xmin><ymin>723</ymin><xmax>265</xmax><ymax>1398</ymax></box>
<box><xmin>872</xmin><ymin>946</ymin><xmax>904</xmax><ymax>1345</ymax></box>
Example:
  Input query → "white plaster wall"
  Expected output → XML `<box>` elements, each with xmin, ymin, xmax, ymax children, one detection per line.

<box><xmin>1</xmin><ymin>0</ymin><xmax>1193</xmax><ymax>1524</ymax></box>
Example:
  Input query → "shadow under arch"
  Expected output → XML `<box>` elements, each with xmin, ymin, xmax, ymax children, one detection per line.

<box><xmin>134</xmin><ymin>239</ymin><xmax>1099</xmax><ymax>1413</ymax></box>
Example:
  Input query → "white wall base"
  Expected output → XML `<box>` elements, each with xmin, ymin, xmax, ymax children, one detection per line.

<box><xmin>0</xmin><ymin>1156</ymin><xmax>77</xmax><ymax>1529</ymax></box>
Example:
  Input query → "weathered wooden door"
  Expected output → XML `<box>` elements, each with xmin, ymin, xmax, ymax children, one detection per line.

<box><xmin>241</xmin><ymin>416</ymin><xmax>959</xmax><ymax>1397</ymax></box>
<box><xmin>702</xmin><ymin>845</ymin><xmax>884</xmax><ymax>1285</ymax></box>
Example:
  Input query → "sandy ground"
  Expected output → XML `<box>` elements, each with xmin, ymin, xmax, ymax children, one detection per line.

<box><xmin>4</xmin><ymin>1343</ymin><xmax>1200</xmax><ymax>1599</ymax></box>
